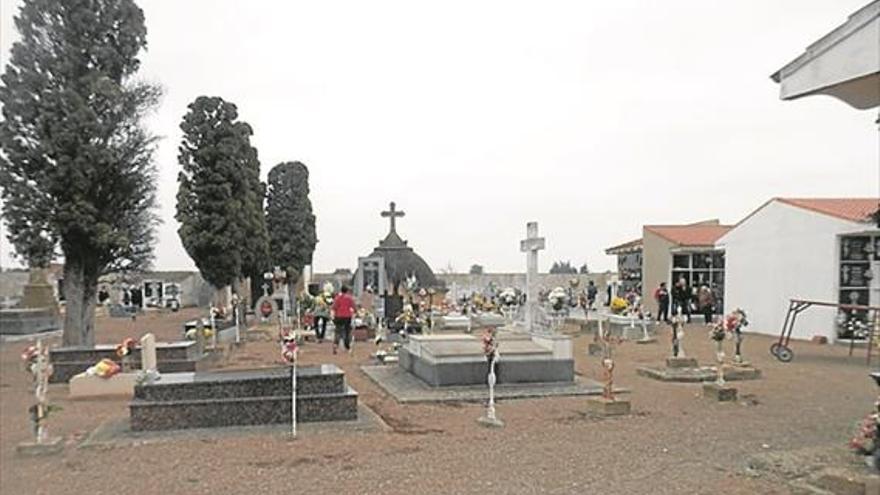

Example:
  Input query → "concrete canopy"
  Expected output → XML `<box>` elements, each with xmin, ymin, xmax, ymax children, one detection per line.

<box><xmin>771</xmin><ymin>0</ymin><xmax>879</xmax><ymax>110</ymax></box>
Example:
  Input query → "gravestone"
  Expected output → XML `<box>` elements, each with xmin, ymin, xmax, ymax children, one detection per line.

<box><xmin>21</xmin><ymin>268</ymin><xmax>58</xmax><ymax>312</ymax></box>
<box><xmin>433</xmin><ymin>313</ymin><xmax>472</xmax><ymax>332</ymax></box>
<box><xmin>398</xmin><ymin>334</ymin><xmax>573</xmax><ymax>387</ymax></box>
<box><xmin>50</xmin><ymin>340</ymin><xmax>202</xmax><ymax>383</ymax></box>
<box><xmin>69</xmin><ymin>333</ymin><xmax>162</xmax><ymax>398</ymax></box>
<box><xmin>1</xmin><ymin>268</ymin><xmax>60</xmax><ymax>336</ymax></box>
<box><xmin>129</xmin><ymin>365</ymin><xmax>358</xmax><ymax>431</ymax></box>
<box><xmin>140</xmin><ymin>333</ymin><xmax>158</xmax><ymax>377</ymax></box>
<box><xmin>383</xmin><ymin>294</ymin><xmax>403</xmax><ymax>324</ymax></box>
<box><xmin>0</xmin><ymin>308</ymin><xmax>59</xmax><ymax>335</ymax></box>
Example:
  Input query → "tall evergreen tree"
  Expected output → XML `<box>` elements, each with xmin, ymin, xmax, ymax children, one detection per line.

<box><xmin>176</xmin><ymin>96</ymin><xmax>268</xmax><ymax>300</ymax></box>
<box><xmin>265</xmin><ymin>162</ymin><xmax>317</xmax><ymax>284</ymax></box>
<box><xmin>0</xmin><ymin>0</ymin><xmax>160</xmax><ymax>346</ymax></box>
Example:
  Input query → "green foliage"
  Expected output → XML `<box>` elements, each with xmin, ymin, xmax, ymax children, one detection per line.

<box><xmin>550</xmin><ymin>261</ymin><xmax>578</xmax><ymax>274</ymax></box>
<box><xmin>265</xmin><ymin>161</ymin><xmax>317</xmax><ymax>282</ymax></box>
<box><xmin>0</xmin><ymin>0</ymin><xmax>160</xmax><ymax>273</ymax></box>
<box><xmin>469</xmin><ymin>264</ymin><xmax>484</xmax><ymax>275</ymax></box>
<box><xmin>176</xmin><ymin>96</ymin><xmax>268</xmax><ymax>289</ymax></box>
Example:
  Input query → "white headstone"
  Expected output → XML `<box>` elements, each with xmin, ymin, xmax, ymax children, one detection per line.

<box><xmin>139</xmin><ymin>333</ymin><xmax>157</xmax><ymax>373</ymax></box>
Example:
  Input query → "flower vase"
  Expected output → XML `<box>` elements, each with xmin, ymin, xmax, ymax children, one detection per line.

<box><xmin>734</xmin><ymin>331</ymin><xmax>744</xmax><ymax>364</ymax></box>
<box><xmin>715</xmin><ymin>340</ymin><xmax>725</xmax><ymax>386</ymax></box>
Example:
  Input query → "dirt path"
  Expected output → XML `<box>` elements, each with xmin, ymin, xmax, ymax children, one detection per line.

<box><xmin>1</xmin><ymin>310</ymin><xmax>876</xmax><ymax>494</ymax></box>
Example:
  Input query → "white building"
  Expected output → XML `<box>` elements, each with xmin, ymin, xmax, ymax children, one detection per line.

<box><xmin>718</xmin><ymin>198</ymin><xmax>879</xmax><ymax>342</ymax></box>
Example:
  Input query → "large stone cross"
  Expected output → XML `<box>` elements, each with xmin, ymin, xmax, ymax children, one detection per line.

<box><xmin>381</xmin><ymin>201</ymin><xmax>405</xmax><ymax>234</ymax></box>
<box><xmin>520</xmin><ymin>222</ymin><xmax>545</xmax><ymax>332</ymax></box>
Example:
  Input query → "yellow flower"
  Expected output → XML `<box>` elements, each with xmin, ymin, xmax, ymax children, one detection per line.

<box><xmin>610</xmin><ymin>297</ymin><xmax>628</xmax><ymax>314</ymax></box>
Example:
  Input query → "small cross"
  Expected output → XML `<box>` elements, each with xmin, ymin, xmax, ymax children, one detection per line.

<box><xmin>381</xmin><ymin>201</ymin><xmax>405</xmax><ymax>234</ymax></box>
<box><xmin>520</xmin><ymin>222</ymin><xmax>546</xmax><ymax>253</ymax></box>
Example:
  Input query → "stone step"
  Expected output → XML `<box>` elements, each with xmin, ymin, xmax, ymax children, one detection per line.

<box><xmin>133</xmin><ymin>366</ymin><xmax>346</xmax><ymax>401</ymax></box>
<box><xmin>50</xmin><ymin>358</ymin><xmax>200</xmax><ymax>384</ymax></box>
<box><xmin>129</xmin><ymin>387</ymin><xmax>358</xmax><ymax>431</ymax></box>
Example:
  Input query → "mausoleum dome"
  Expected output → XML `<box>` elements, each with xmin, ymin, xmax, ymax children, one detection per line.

<box><xmin>355</xmin><ymin>202</ymin><xmax>441</xmax><ymax>294</ymax></box>
<box><xmin>368</xmin><ymin>231</ymin><xmax>439</xmax><ymax>291</ymax></box>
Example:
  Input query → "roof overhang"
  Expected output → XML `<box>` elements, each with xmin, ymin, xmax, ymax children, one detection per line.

<box><xmin>668</xmin><ymin>246</ymin><xmax>723</xmax><ymax>254</ymax></box>
<box><xmin>771</xmin><ymin>1</ymin><xmax>880</xmax><ymax>110</ymax></box>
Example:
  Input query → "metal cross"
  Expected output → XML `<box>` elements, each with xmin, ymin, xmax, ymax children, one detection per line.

<box><xmin>381</xmin><ymin>201</ymin><xmax>405</xmax><ymax>234</ymax></box>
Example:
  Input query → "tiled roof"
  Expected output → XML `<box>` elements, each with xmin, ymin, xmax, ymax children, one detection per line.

<box><xmin>605</xmin><ymin>238</ymin><xmax>643</xmax><ymax>255</ymax></box>
<box><xmin>644</xmin><ymin>224</ymin><xmax>733</xmax><ymax>247</ymax></box>
<box><xmin>777</xmin><ymin>198</ymin><xmax>879</xmax><ymax>223</ymax></box>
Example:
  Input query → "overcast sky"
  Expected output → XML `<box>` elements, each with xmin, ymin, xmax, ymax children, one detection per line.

<box><xmin>1</xmin><ymin>0</ymin><xmax>878</xmax><ymax>274</ymax></box>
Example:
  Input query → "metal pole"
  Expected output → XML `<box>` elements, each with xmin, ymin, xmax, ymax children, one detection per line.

<box><xmin>291</xmin><ymin>362</ymin><xmax>297</xmax><ymax>438</ymax></box>
<box><xmin>234</xmin><ymin>303</ymin><xmax>241</xmax><ymax>345</ymax></box>
<box><xmin>209</xmin><ymin>306</ymin><xmax>217</xmax><ymax>349</ymax></box>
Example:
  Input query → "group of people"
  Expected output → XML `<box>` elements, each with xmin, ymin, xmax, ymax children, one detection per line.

<box><xmin>653</xmin><ymin>278</ymin><xmax>719</xmax><ymax>324</ymax></box>
<box><xmin>308</xmin><ymin>285</ymin><xmax>358</xmax><ymax>355</ymax></box>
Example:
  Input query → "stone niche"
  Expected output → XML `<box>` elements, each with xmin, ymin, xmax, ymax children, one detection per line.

<box><xmin>398</xmin><ymin>333</ymin><xmax>574</xmax><ymax>387</ymax></box>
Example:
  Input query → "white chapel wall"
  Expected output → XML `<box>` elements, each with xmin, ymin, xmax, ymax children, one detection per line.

<box><xmin>720</xmin><ymin>200</ymin><xmax>862</xmax><ymax>342</ymax></box>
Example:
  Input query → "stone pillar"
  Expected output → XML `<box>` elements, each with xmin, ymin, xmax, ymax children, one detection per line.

<box><xmin>22</xmin><ymin>268</ymin><xmax>58</xmax><ymax>313</ymax></box>
<box><xmin>520</xmin><ymin>222</ymin><xmax>546</xmax><ymax>333</ymax></box>
<box><xmin>140</xmin><ymin>333</ymin><xmax>158</xmax><ymax>373</ymax></box>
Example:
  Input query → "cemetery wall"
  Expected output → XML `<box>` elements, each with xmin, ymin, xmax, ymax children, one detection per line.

<box><xmin>1</xmin><ymin>269</ymin><xmax>213</xmax><ymax>308</ymax></box>
<box><xmin>310</xmin><ymin>272</ymin><xmax>614</xmax><ymax>296</ymax></box>
<box><xmin>436</xmin><ymin>273</ymin><xmax>612</xmax><ymax>295</ymax></box>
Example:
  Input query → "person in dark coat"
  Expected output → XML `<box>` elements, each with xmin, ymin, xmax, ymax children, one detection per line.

<box><xmin>672</xmin><ymin>278</ymin><xmax>691</xmax><ymax>323</ymax></box>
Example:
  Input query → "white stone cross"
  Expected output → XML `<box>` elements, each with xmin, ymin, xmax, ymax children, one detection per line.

<box><xmin>520</xmin><ymin>222</ymin><xmax>546</xmax><ymax>333</ymax></box>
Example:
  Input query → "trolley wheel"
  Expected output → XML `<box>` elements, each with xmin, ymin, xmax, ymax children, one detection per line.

<box><xmin>776</xmin><ymin>346</ymin><xmax>794</xmax><ymax>363</ymax></box>
<box><xmin>769</xmin><ymin>342</ymin><xmax>782</xmax><ymax>356</ymax></box>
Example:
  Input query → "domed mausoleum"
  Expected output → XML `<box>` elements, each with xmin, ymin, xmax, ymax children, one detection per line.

<box><xmin>353</xmin><ymin>202</ymin><xmax>442</xmax><ymax>319</ymax></box>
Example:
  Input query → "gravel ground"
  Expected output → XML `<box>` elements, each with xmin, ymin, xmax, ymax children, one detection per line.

<box><xmin>0</xmin><ymin>308</ymin><xmax>876</xmax><ymax>495</ymax></box>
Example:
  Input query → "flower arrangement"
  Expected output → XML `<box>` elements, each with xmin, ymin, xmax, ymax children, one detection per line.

<box><xmin>499</xmin><ymin>288</ymin><xmax>517</xmax><ymax>307</ymax></box>
<box><xmin>185</xmin><ymin>325</ymin><xmax>214</xmax><ymax>341</ymax></box>
<box><xmin>723</xmin><ymin>309</ymin><xmax>748</xmax><ymax>332</ymax></box>
<box><xmin>851</xmin><ymin>394</ymin><xmax>880</xmax><ymax>459</ymax></box>
<box><xmin>548</xmin><ymin>287</ymin><xmax>567</xmax><ymax>311</ymax></box>
<box><xmin>481</xmin><ymin>327</ymin><xmax>498</xmax><ymax>361</ymax></box>
<box><xmin>601</xmin><ymin>357</ymin><xmax>615</xmax><ymax>400</ymax></box>
<box><xmin>610</xmin><ymin>297</ymin><xmax>628</xmax><ymax>315</ymax></box>
<box><xmin>21</xmin><ymin>342</ymin><xmax>62</xmax><ymax>440</ymax></box>
<box><xmin>709</xmin><ymin>321</ymin><xmax>728</xmax><ymax>342</ymax></box>
<box><xmin>280</xmin><ymin>335</ymin><xmax>298</xmax><ymax>364</ymax></box>
<box><xmin>85</xmin><ymin>358</ymin><xmax>122</xmax><ymax>379</ymax></box>
<box><xmin>21</xmin><ymin>345</ymin><xmax>40</xmax><ymax>373</ymax></box>
<box><xmin>115</xmin><ymin>337</ymin><xmax>137</xmax><ymax>358</ymax></box>
<box><xmin>396</xmin><ymin>304</ymin><xmax>418</xmax><ymax>327</ymax></box>
<box><xmin>712</xmin><ymin>309</ymin><xmax>748</xmax><ymax>341</ymax></box>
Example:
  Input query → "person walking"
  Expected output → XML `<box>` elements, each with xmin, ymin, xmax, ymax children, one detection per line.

<box><xmin>654</xmin><ymin>282</ymin><xmax>670</xmax><ymax>323</ymax></box>
<box><xmin>698</xmin><ymin>284</ymin><xmax>715</xmax><ymax>325</ymax></box>
<box><xmin>332</xmin><ymin>285</ymin><xmax>356</xmax><ymax>355</ymax></box>
<box><xmin>586</xmin><ymin>281</ymin><xmax>598</xmax><ymax>311</ymax></box>
<box><xmin>672</xmin><ymin>278</ymin><xmax>692</xmax><ymax>323</ymax></box>
<box><xmin>313</xmin><ymin>290</ymin><xmax>332</xmax><ymax>342</ymax></box>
